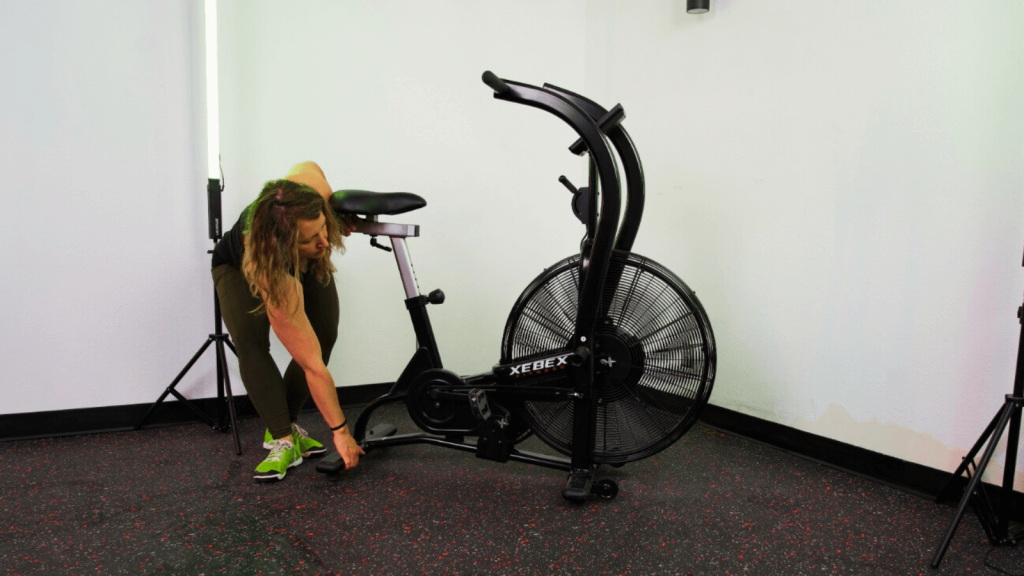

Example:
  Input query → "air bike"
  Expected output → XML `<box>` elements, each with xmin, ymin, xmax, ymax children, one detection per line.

<box><xmin>315</xmin><ymin>72</ymin><xmax>717</xmax><ymax>502</ymax></box>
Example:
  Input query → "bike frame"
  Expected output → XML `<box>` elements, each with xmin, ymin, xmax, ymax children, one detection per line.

<box><xmin>333</xmin><ymin>74</ymin><xmax>653</xmax><ymax>495</ymax></box>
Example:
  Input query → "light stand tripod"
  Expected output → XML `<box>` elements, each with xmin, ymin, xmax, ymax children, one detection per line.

<box><xmin>931</xmin><ymin>254</ymin><xmax>1024</xmax><ymax>568</ymax></box>
<box><xmin>134</xmin><ymin>178</ymin><xmax>243</xmax><ymax>455</ymax></box>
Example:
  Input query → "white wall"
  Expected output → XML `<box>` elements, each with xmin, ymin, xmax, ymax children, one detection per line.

<box><xmin>215</xmin><ymin>0</ymin><xmax>590</xmax><ymax>388</ymax></box>
<box><xmin>0</xmin><ymin>0</ymin><xmax>212</xmax><ymax>414</ymax></box>
<box><xmin>583</xmin><ymin>0</ymin><xmax>1024</xmax><ymax>482</ymax></box>
<box><xmin>4</xmin><ymin>0</ymin><xmax>1023</xmax><ymax>486</ymax></box>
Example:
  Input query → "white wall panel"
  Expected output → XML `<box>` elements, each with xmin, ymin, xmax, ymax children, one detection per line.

<box><xmin>584</xmin><ymin>0</ymin><xmax>1024</xmax><ymax>481</ymax></box>
<box><xmin>215</xmin><ymin>0</ymin><xmax>589</xmax><ymax>389</ymax></box>
<box><xmin>6</xmin><ymin>0</ymin><xmax>1021</xmax><ymax>488</ymax></box>
<box><xmin>0</xmin><ymin>0</ymin><xmax>209</xmax><ymax>413</ymax></box>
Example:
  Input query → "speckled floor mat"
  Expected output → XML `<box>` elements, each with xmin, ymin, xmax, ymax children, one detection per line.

<box><xmin>0</xmin><ymin>402</ymin><xmax>1018</xmax><ymax>575</ymax></box>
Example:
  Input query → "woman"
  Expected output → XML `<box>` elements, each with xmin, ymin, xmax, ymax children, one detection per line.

<box><xmin>211</xmin><ymin>161</ymin><xmax>363</xmax><ymax>482</ymax></box>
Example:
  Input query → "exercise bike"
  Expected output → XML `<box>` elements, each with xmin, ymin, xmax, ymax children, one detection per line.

<box><xmin>315</xmin><ymin>72</ymin><xmax>717</xmax><ymax>502</ymax></box>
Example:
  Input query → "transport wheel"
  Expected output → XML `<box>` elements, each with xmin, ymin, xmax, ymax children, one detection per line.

<box><xmin>593</xmin><ymin>478</ymin><xmax>619</xmax><ymax>500</ymax></box>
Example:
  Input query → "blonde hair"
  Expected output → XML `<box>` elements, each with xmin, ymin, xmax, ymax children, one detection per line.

<box><xmin>241</xmin><ymin>179</ymin><xmax>345</xmax><ymax>312</ymax></box>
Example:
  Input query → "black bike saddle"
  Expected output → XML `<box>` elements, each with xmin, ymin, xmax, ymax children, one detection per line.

<box><xmin>330</xmin><ymin>190</ymin><xmax>426</xmax><ymax>216</ymax></box>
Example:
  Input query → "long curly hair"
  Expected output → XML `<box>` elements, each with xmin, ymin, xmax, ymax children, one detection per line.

<box><xmin>241</xmin><ymin>179</ymin><xmax>345</xmax><ymax>313</ymax></box>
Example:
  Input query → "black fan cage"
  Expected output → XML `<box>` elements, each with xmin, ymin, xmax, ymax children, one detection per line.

<box><xmin>501</xmin><ymin>251</ymin><xmax>716</xmax><ymax>465</ymax></box>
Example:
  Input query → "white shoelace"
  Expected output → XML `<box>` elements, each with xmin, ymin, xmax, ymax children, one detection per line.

<box><xmin>292</xmin><ymin>423</ymin><xmax>311</xmax><ymax>441</ymax></box>
<box><xmin>265</xmin><ymin>439</ymin><xmax>293</xmax><ymax>462</ymax></box>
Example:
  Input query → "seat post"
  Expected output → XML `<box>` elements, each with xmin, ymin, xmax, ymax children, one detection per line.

<box><xmin>390</xmin><ymin>237</ymin><xmax>420</xmax><ymax>298</ymax></box>
<box><xmin>388</xmin><ymin>235</ymin><xmax>443</xmax><ymax>367</ymax></box>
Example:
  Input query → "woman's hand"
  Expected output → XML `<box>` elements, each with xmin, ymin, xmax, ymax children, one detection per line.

<box><xmin>333</xmin><ymin>427</ymin><xmax>366</xmax><ymax>469</ymax></box>
<box><xmin>338</xmin><ymin>215</ymin><xmax>359</xmax><ymax>237</ymax></box>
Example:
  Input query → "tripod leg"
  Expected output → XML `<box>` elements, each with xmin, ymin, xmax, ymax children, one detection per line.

<box><xmin>215</xmin><ymin>335</ymin><xmax>226</xmax><ymax>430</ymax></box>
<box><xmin>932</xmin><ymin>401</ymin><xmax>1015</xmax><ymax>568</ymax></box>
<box><xmin>217</xmin><ymin>340</ymin><xmax>243</xmax><ymax>455</ymax></box>
<box><xmin>998</xmin><ymin>400</ymin><xmax>1023</xmax><ymax>538</ymax></box>
<box><xmin>135</xmin><ymin>337</ymin><xmax>217</xmax><ymax>430</ymax></box>
<box><xmin>936</xmin><ymin>408</ymin><xmax>1004</xmax><ymax>503</ymax></box>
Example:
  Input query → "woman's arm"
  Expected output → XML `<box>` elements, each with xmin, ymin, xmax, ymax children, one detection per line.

<box><xmin>285</xmin><ymin>161</ymin><xmax>333</xmax><ymax>202</ymax></box>
<box><xmin>263</xmin><ymin>276</ymin><xmax>364</xmax><ymax>468</ymax></box>
<box><xmin>283</xmin><ymin>160</ymin><xmax>356</xmax><ymax>235</ymax></box>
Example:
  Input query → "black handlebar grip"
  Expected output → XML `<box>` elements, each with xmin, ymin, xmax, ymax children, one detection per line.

<box><xmin>482</xmin><ymin>71</ymin><xmax>510</xmax><ymax>95</ymax></box>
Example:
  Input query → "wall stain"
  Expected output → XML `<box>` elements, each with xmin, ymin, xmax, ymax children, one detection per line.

<box><xmin>795</xmin><ymin>403</ymin><xmax>1024</xmax><ymax>490</ymax></box>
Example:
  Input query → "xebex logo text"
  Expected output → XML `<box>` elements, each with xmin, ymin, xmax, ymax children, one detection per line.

<box><xmin>509</xmin><ymin>354</ymin><xmax>572</xmax><ymax>377</ymax></box>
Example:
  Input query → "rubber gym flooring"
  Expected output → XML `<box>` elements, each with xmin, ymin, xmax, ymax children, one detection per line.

<box><xmin>0</xmin><ymin>401</ymin><xmax>1019</xmax><ymax>576</ymax></box>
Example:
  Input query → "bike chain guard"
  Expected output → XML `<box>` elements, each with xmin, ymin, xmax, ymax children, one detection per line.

<box><xmin>406</xmin><ymin>369</ymin><xmax>482</xmax><ymax>435</ymax></box>
<box><xmin>405</xmin><ymin>371</ymin><xmax>521</xmax><ymax>463</ymax></box>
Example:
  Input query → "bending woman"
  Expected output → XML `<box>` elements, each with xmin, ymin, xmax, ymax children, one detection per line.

<box><xmin>211</xmin><ymin>161</ymin><xmax>363</xmax><ymax>482</ymax></box>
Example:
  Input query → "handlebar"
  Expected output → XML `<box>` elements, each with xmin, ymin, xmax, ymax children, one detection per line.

<box><xmin>481</xmin><ymin>71</ymin><xmax>622</xmax><ymax>347</ymax></box>
<box><xmin>542</xmin><ymin>83</ymin><xmax>646</xmax><ymax>254</ymax></box>
<box><xmin>482</xmin><ymin>71</ymin><xmax>510</xmax><ymax>95</ymax></box>
<box><xmin>568</xmin><ymin>104</ymin><xmax>625</xmax><ymax>156</ymax></box>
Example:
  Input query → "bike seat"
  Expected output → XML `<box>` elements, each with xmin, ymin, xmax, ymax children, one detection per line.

<box><xmin>330</xmin><ymin>190</ymin><xmax>426</xmax><ymax>216</ymax></box>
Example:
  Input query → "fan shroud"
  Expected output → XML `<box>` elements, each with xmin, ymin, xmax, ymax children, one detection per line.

<box><xmin>501</xmin><ymin>251</ymin><xmax>716</xmax><ymax>465</ymax></box>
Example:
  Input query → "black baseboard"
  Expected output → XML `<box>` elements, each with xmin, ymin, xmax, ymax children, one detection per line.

<box><xmin>0</xmin><ymin>383</ymin><xmax>391</xmax><ymax>443</ymax></box>
<box><xmin>700</xmin><ymin>404</ymin><xmax>1023</xmax><ymax>521</ymax></box>
<box><xmin>0</xmin><ymin>390</ymin><xmax>1015</xmax><ymax>519</ymax></box>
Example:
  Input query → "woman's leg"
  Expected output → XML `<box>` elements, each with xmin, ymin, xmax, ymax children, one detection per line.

<box><xmin>212</xmin><ymin>264</ymin><xmax>293</xmax><ymax>440</ymax></box>
<box><xmin>282</xmin><ymin>272</ymin><xmax>340</xmax><ymax>423</ymax></box>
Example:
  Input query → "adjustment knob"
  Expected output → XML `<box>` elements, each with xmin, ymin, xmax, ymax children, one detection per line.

<box><xmin>427</xmin><ymin>289</ymin><xmax>445</xmax><ymax>305</ymax></box>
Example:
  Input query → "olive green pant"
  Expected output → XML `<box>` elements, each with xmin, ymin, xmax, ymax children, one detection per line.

<box><xmin>212</xmin><ymin>264</ymin><xmax>339</xmax><ymax>440</ymax></box>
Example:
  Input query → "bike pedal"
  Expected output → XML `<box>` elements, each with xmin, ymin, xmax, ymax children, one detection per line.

<box><xmin>468</xmin><ymin>389</ymin><xmax>492</xmax><ymax>421</ymax></box>
<box><xmin>315</xmin><ymin>452</ymin><xmax>345</xmax><ymax>476</ymax></box>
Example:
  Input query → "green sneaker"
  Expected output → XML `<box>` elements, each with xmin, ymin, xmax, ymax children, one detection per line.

<box><xmin>291</xmin><ymin>422</ymin><xmax>328</xmax><ymax>457</ymax></box>
<box><xmin>262</xmin><ymin>423</ymin><xmax>327</xmax><ymax>458</ymax></box>
<box><xmin>254</xmin><ymin>439</ymin><xmax>302</xmax><ymax>483</ymax></box>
